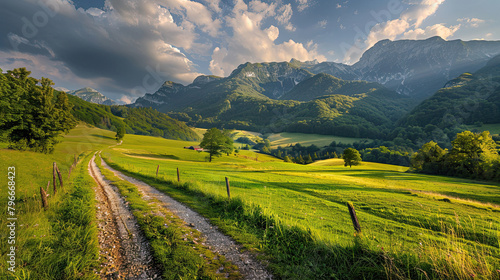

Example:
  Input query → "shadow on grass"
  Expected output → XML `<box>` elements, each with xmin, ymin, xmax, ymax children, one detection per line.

<box><xmin>125</xmin><ymin>152</ymin><xmax>180</xmax><ymax>160</ymax></box>
<box><xmin>90</xmin><ymin>133</ymin><xmax>115</xmax><ymax>140</ymax></box>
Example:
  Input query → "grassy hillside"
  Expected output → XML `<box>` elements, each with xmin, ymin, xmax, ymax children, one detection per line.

<box><xmin>100</xmin><ymin>134</ymin><xmax>500</xmax><ymax>279</ymax></box>
<box><xmin>476</xmin><ymin>123</ymin><xmax>500</xmax><ymax>134</ymax></box>
<box><xmin>0</xmin><ymin>125</ymin><xmax>117</xmax><ymax>279</ymax></box>
<box><xmin>267</xmin><ymin>132</ymin><xmax>369</xmax><ymax>148</ymax></box>
<box><xmin>395</xmin><ymin>55</ymin><xmax>500</xmax><ymax>146</ymax></box>
<box><xmin>68</xmin><ymin>94</ymin><xmax>199</xmax><ymax>141</ymax></box>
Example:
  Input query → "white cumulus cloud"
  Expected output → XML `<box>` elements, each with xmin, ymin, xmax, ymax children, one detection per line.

<box><xmin>457</xmin><ymin>17</ymin><xmax>485</xmax><ymax>28</ymax></box>
<box><xmin>275</xmin><ymin>3</ymin><xmax>295</xmax><ymax>31</ymax></box>
<box><xmin>296</xmin><ymin>0</ymin><xmax>310</xmax><ymax>12</ymax></box>
<box><xmin>208</xmin><ymin>0</ymin><xmax>325</xmax><ymax>76</ymax></box>
<box><xmin>403</xmin><ymin>23</ymin><xmax>460</xmax><ymax>40</ymax></box>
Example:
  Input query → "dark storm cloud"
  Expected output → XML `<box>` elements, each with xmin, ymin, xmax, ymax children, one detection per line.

<box><xmin>0</xmin><ymin>0</ymin><xmax>202</xmax><ymax>100</ymax></box>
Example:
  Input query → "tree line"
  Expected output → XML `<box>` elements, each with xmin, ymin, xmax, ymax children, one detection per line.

<box><xmin>411</xmin><ymin>131</ymin><xmax>500</xmax><ymax>181</ymax></box>
<box><xmin>250</xmin><ymin>138</ymin><xmax>410</xmax><ymax>167</ymax></box>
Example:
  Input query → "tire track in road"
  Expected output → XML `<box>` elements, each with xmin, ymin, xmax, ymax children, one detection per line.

<box><xmin>89</xmin><ymin>153</ymin><xmax>160</xmax><ymax>279</ymax></box>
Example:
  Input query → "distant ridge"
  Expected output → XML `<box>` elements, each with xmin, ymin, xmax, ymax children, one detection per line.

<box><xmin>399</xmin><ymin>54</ymin><xmax>500</xmax><ymax>129</ymax></box>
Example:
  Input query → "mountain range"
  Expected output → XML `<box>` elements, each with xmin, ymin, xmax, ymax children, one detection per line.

<box><xmin>295</xmin><ymin>36</ymin><xmax>500</xmax><ymax>100</ymax></box>
<box><xmin>131</xmin><ymin>37</ymin><xmax>500</xmax><ymax>141</ymax></box>
<box><xmin>133</xmin><ymin>60</ymin><xmax>411</xmax><ymax>138</ymax></box>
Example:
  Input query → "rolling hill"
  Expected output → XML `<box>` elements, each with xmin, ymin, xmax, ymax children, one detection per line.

<box><xmin>399</xmin><ymin>55</ymin><xmax>500</xmax><ymax>128</ymax></box>
<box><xmin>67</xmin><ymin>93</ymin><xmax>200</xmax><ymax>141</ymax></box>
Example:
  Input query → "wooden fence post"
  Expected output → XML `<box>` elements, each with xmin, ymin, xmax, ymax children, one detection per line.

<box><xmin>177</xmin><ymin>167</ymin><xmax>180</xmax><ymax>182</ymax></box>
<box><xmin>52</xmin><ymin>162</ymin><xmax>57</xmax><ymax>194</ymax></box>
<box><xmin>40</xmin><ymin>186</ymin><xmax>48</xmax><ymax>210</ymax></box>
<box><xmin>55</xmin><ymin>164</ymin><xmax>63</xmax><ymax>190</ymax></box>
<box><xmin>156</xmin><ymin>165</ymin><xmax>160</xmax><ymax>178</ymax></box>
<box><xmin>347</xmin><ymin>202</ymin><xmax>361</xmax><ymax>233</ymax></box>
<box><xmin>225</xmin><ymin>177</ymin><xmax>231</xmax><ymax>200</ymax></box>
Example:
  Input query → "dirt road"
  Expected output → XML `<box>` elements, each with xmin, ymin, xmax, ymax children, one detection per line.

<box><xmin>89</xmin><ymin>153</ymin><xmax>272</xmax><ymax>279</ymax></box>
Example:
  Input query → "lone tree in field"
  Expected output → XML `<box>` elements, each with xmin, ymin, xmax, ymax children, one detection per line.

<box><xmin>115</xmin><ymin>125</ymin><xmax>125</xmax><ymax>141</ymax></box>
<box><xmin>200</xmin><ymin>128</ymin><xmax>233</xmax><ymax>162</ymax></box>
<box><xmin>343</xmin><ymin>148</ymin><xmax>362</xmax><ymax>168</ymax></box>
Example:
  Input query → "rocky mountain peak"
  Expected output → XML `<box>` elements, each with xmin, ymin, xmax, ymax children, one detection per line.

<box><xmin>192</xmin><ymin>75</ymin><xmax>222</xmax><ymax>85</ymax></box>
<box><xmin>68</xmin><ymin>87</ymin><xmax>115</xmax><ymax>105</ymax></box>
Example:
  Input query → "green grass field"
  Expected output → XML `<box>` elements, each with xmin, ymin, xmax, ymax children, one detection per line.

<box><xmin>266</xmin><ymin>132</ymin><xmax>371</xmax><ymax>148</ymax></box>
<box><xmin>100</xmin><ymin>133</ymin><xmax>500</xmax><ymax>279</ymax></box>
<box><xmin>2</xmin><ymin>126</ymin><xmax>499</xmax><ymax>279</ymax></box>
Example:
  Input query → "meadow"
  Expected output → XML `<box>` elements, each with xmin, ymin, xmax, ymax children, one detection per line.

<box><xmin>100</xmin><ymin>133</ymin><xmax>500</xmax><ymax>279</ymax></box>
<box><xmin>476</xmin><ymin>123</ymin><xmax>500</xmax><ymax>135</ymax></box>
<box><xmin>193</xmin><ymin>127</ymin><xmax>368</xmax><ymax>148</ymax></box>
<box><xmin>2</xmin><ymin>125</ymin><xmax>499</xmax><ymax>279</ymax></box>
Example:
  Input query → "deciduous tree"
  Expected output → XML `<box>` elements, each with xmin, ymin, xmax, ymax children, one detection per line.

<box><xmin>343</xmin><ymin>148</ymin><xmax>362</xmax><ymax>167</ymax></box>
<box><xmin>200</xmin><ymin>128</ymin><xmax>233</xmax><ymax>162</ymax></box>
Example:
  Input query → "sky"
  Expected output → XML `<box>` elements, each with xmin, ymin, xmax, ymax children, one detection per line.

<box><xmin>0</xmin><ymin>0</ymin><xmax>499</xmax><ymax>104</ymax></box>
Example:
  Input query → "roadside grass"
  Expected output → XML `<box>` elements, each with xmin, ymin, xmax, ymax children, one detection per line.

<box><xmin>0</xmin><ymin>124</ymin><xmax>116</xmax><ymax>279</ymax></box>
<box><xmin>94</xmin><ymin>154</ymin><xmax>241</xmax><ymax>279</ymax></box>
<box><xmin>266</xmin><ymin>132</ymin><xmax>371</xmax><ymax>148</ymax></box>
<box><xmin>102</xmin><ymin>134</ymin><xmax>500</xmax><ymax>279</ymax></box>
